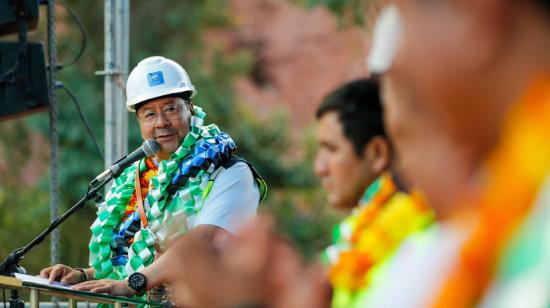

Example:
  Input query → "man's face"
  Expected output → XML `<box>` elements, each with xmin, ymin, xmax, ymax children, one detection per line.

<box><xmin>373</xmin><ymin>1</ymin><xmax>514</xmax><ymax>213</ymax></box>
<box><xmin>381</xmin><ymin>75</ymin><xmax>426</xmax><ymax>186</ymax></box>
<box><xmin>382</xmin><ymin>75</ymin><xmax>463</xmax><ymax>212</ymax></box>
<box><xmin>391</xmin><ymin>0</ymin><xmax>509</xmax><ymax>145</ymax></box>
<box><xmin>136</xmin><ymin>96</ymin><xmax>193</xmax><ymax>160</ymax></box>
<box><xmin>314</xmin><ymin>111</ymin><xmax>380</xmax><ymax>210</ymax></box>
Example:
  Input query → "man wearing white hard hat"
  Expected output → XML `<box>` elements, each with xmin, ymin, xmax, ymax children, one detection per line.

<box><xmin>39</xmin><ymin>56</ymin><xmax>267</xmax><ymax>302</ymax></box>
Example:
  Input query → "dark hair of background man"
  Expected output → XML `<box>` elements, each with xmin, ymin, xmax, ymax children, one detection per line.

<box><xmin>316</xmin><ymin>78</ymin><xmax>386</xmax><ymax>156</ymax></box>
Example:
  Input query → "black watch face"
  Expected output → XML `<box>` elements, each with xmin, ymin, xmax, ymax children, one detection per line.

<box><xmin>129</xmin><ymin>272</ymin><xmax>146</xmax><ymax>290</ymax></box>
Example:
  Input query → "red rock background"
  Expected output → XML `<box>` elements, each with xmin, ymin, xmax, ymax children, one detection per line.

<box><xmin>211</xmin><ymin>0</ymin><xmax>372</xmax><ymax>129</ymax></box>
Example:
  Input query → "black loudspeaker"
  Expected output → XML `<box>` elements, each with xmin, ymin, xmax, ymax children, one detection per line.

<box><xmin>0</xmin><ymin>41</ymin><xmax>50</xmax><ymax>120</ymax></box>
<box><xmin>0</xmin><ymin>0</ymin><xmax>39</xmax><ymax>36</ymax></box>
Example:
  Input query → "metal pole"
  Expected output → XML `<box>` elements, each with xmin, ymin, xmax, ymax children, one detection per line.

<box><xmin>116</xmin><ymin>0</ymin><xmax>129</xmax><ymax>158</ymax></box>
<box><xmin>47</xmin><ymin>1</ymin><xmax>60</xmax><ymax>306</ymax></box>
<box><xmin>47</xmin><ymin>0</ymin><xmax>60</xmax><ymax>269</ymax></box>
<box><xmin>100</xmin><ymin>0</ymin><xmax>129</xmax><ymax>182</ymax></box>
<box><xmin>29</xmin><ymin>289</ymin><xmax>39</xmax><ymax>308</ymax></box>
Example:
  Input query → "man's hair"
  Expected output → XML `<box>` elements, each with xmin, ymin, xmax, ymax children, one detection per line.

<box><xmin>316</xmin><ymin>78</ymin><xmax>386</xmax><ymax>156</ymax></box>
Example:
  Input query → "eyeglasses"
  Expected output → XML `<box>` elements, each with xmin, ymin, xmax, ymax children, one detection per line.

<box><xmin>136</xmin><ymin>103</ymin><xmax>184</xmax><ymax>124</ymax></box>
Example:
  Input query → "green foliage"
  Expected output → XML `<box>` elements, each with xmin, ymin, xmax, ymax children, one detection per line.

<box><xmin>262</xmin><ymin>188</ymin><xmax>342</xmax><ymax>259</ymax></box>
<box><xmin>305</xmin><ymin>0</ymin><xmax>378</xmax><ymax>25</ymax></box>
<box><xmin>231</xmin><ymin>105</ymin><xmax>306</xmax><ymax>188</ymax></box>
<box><xmin>0</xmin><ymin>117</ymin><xmax>52</xmax><ymax>274</ymax></box>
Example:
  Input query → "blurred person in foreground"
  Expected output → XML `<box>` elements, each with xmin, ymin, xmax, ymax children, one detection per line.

<box><xmin>135</xmin><ymin>78</ymin><xmax>433</xmax><ymax>307</ymax></box>
<box><xmin>39</xmin><ymin>56</ymin><xmax>266</xmax><ymax>304</ymax></box>
<box><xmin>361</xmin><ymin>0</ymin><xmax>550</xmax><ymax>306</ymax></box>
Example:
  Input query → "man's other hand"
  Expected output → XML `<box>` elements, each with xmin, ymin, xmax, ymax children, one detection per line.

<box><xmin>72</xmin><ymin>279</ymin><xmax>137</xmax><ymax>296</ymax></box>
<box><xmin>39</xmin><ymin>264</ymin><xmax>82</xmax><ymax>284</ymax></box>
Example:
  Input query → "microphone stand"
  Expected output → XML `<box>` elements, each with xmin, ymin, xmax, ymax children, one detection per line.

<box><xmin>0</xmin><ymin>177</ymin><xmax>111</xmax><ymax>308</ymax></box>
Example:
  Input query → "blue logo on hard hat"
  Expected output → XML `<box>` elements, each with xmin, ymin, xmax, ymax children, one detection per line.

<box><xmin>147</xmin><ymin>71</ymin><xmax>165</xmax><ymax>87</ymax></box>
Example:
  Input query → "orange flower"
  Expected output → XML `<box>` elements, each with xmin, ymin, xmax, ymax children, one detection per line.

<box><xmin>120</xmin><ymin>158</ymin><xmax>158</xmax><ymax>223</ymax></box>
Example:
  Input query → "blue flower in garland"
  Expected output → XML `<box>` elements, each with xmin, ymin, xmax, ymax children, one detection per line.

<box><xmin>170</xmin><ymin>132</ymin><xmax>236</xmax><ymax>188</ymax></box>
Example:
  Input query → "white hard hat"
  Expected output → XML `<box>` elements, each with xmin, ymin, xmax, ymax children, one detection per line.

<box><xmin>126</xmin><ymin>56</ymin><xmax>197</xmax><ymax>112</ymax></box>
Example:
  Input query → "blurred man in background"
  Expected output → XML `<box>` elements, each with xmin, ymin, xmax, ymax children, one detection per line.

<box><xmin>314</xmin><ymin>78</ymin><xmax>391</xmax><ymax>210</ymax></box>
<box><xmin>314</xmin><ymin>78</ymin><xmax>433</xmax><ymax>307</ymax></box>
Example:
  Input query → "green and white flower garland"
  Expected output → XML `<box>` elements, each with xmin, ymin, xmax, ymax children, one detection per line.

<box><xmin>88</xmin><ymin>106</ymin><xmax>226</xmax><ymax>280</ymax></box>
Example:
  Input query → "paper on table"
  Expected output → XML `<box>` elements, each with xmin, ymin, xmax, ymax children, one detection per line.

<box><xmin>14</xmin><ymin>273</ymin><xmax>73</xmax><ymax>290</ymax></box>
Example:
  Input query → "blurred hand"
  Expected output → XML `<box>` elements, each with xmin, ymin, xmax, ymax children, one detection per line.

<box><xmin>72</xmin><ymin>279</ymin><xmax>136</xmax><ymax>296</ymax></box>
<box><xmin>158</xmin><ymin>216</ymin><xmax>331</xmax><ymax>308</ymax></box>
<box><xmin>39</xmin><ymin>264</ymin><xmax>82</xmax><ymax>284</ymax></box>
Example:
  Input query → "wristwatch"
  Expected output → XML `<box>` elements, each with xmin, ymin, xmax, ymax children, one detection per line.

<box><xmin>127</xmin><ymin>272</ymin><xmax>148</xmax><ymax>295</ymax></box>
<box><xmin>74</xmin><ymin>268</ymin><xmax>88</xmax><ymax>282</ymax></box>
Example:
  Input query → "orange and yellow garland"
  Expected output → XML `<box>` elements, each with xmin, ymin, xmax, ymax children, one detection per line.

<box><xmin>323</xmin><ymin>173</ymin><xmax>434</xmax><ymax>307</ymax></box>
<box><xmin>433</xmin><ymin>76</ymin><xmax>550</xmax><ymax>307</ymax></box>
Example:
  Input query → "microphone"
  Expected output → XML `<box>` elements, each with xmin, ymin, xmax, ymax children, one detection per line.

<box><xmin>91</xmin><ymin>139</ymin><xmax>160</xmax><ymax>185</ymax></box>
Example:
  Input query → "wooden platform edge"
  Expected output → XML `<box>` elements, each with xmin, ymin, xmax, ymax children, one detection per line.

<box><xmin>0</xmin><ymin>275</ymin><xmax>23</xmax><ymax>288</ymax></box>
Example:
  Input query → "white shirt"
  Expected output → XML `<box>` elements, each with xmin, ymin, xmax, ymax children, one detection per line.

<box><xmin>186</xmin><ymin>161</ymin><xmax>260</xmax><ymax>234</ymax></box>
